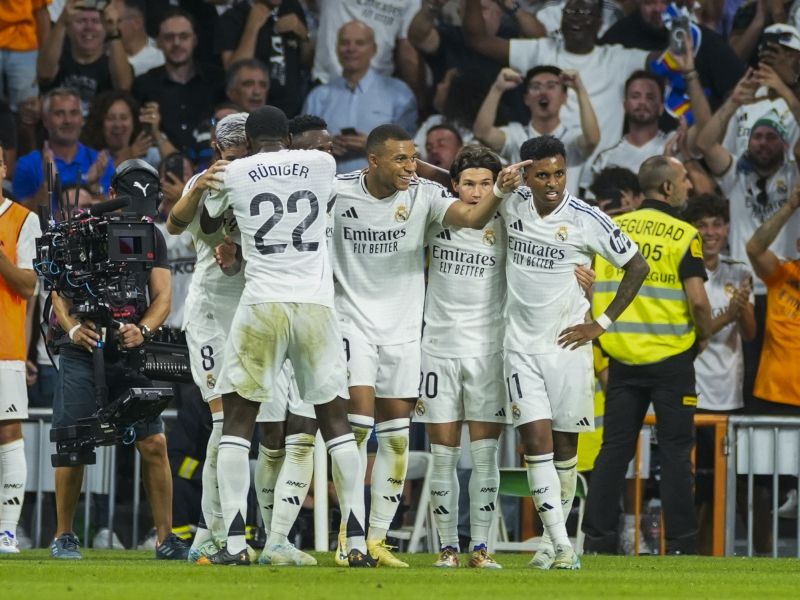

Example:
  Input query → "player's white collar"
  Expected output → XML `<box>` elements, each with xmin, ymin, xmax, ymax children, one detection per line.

<box><xmin>359</xmin><ymin>171</ymin><xmax>399</xmax><ymax>201</ymax></box>
<box><xmin>528</xmin><ymin>189</ymin><xmax>572</xmax><ymax>219</ymax></box>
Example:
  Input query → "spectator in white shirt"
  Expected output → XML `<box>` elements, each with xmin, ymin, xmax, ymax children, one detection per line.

<box><xmin>112</xmin><ymin>0</ymin><xmax>165</xmax><ymax>77</ymax></box>
<box><xmin>473</xmin><ymin>65</ymin><xmax>599</xmax><ymax>193</ymax></box>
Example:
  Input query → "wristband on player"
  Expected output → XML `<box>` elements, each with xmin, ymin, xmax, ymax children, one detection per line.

<box><xmin>595</xmin><ymin>313</ymin><xmax>613</xmax><ymax>330</ymax></box>
<box><xmin>68</xmin><ymin>324</ymin><xmax>81</xmax><ymax>341</ymax></box>
<box><xmin>493</xmin><ymin>182</ymin><xmax>509</xmax><ymax>199</ymax></box>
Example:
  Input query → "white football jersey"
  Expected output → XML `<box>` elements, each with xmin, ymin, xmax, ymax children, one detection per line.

<box><xmin>501</xmin><ymin>189</ymin><xmax>638</xmax><ymax>354</ymax></box>
<box><xmin>423</xmin><ymin>215</ymin><xmax>506</xmax><ymax>358</ymax></box>
<box><xmin>330</xmin><ymin>172</ymin><xmax>457</xmax><ymax>345</ymax></box>
<box><xmin>205</xmin><ymin>149</ymin><xmax>337</xmax><ymax>308</ymax></box>
<box><xmin>181</xmin><ymin>172</ymin><xmax>245</xmax><ymax>330</ymax></box>
<box><xmin>695</xmin><ymin>257</ymin><xmax>754</xmax><ymax>411</ymax></box>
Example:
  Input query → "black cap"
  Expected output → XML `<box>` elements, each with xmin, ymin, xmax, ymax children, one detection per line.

<box><xmin>111</xmin><ymin>159</ymin><xmax>161</xmax><ymax>218</ymax></box>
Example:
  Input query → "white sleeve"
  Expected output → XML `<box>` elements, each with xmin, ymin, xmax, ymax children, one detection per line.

<box><xmin>17</xmin><ymin>212</ymin><xmax>41</xmax><ymax>270</ymax></box>
<box><xmin>424</xmin><ymin>182</ymin><xmax>458</xmax><ymax>228</ymax></box>
<box><xmin>613</xmin><ymin>45</ymin><xmax>649</xmax><ymax>77</ymax></box>
<box><xmin>204</xmin><ymin>178</ymin><xmax>230</xmax><ymax>219</ymax></box>
<box><xmin>509</xmin><ymin>38</ymin><xmax>545</xmax><ymax>74</ymax></box>
<box><xmin>582</xmin><ymin>205</ymin><xmax>638</xmax><ymax>268</ymax></box>
<box><xmin>715</xmin><ymin>157</ymin><xmax>737</xmax><ymax>195</ymax></box>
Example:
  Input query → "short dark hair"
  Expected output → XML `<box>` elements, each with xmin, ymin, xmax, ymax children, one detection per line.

<box><xmin>523</xmin><ymin>65</ymin><xmax>564</xmax><ymax>91</ymax></box>
<box><xmin>366</xmin><ymin>124</ymin><xmax>412</xmax><ymax>155</ymax></box>
<box><xmin>638</xmin><ymin>155</ymin><xmax>675</xmax><ymax>196</ymax></box>
<box><xmin>589</xmin><ymin>166</ymin><xmax>641</xmax><ymax>198</ymax></box>
<box><xmin>289</xmin><ymin>114</ymin><xmax>328</xmax><ymax>136</ymax></box>
<box><xmin>426</xmin><ymin>123</ymin><xmax>463</xmax><ymax>147</ymax></box>
<box><xmin>159</xmin><ymin>9</ymin><xmax>197</xmax><ymax>36</ymax></box>
<box><xmin>120</xmin><ymin>0</ymin><xmax>146</xmax><ymax>16</ymax></box>
<box><xmin>246</xmin><ymin>106</ymin><xmax>289</xmax><ymax>141</ymax></box>
<box><xmin>682</xmin><ymin>194</ymin><xmax>730</xmax><ymax>224</ymax></box>
<box><xmin>625</xmin><ymin>70</ymin><xmax>666</xmax><ymax>101</ymax></box>
<box><xmin>519</xmin><ymin>135</ymin><xmax>566</xmax><ymax>163</ymax></box>
<box><xmin>449</xmin><ymin>144</ymin><xmax>502</xmax><ymax>182</ymax></box>
<box><xmin>226</xmin><ymin>58</ymin><xmax>269</xmax><ymax>89</ymax></box>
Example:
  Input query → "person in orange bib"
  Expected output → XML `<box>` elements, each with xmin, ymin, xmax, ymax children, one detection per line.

<box><xmin>0</xmin><ymin>141</ymin><xmax>41</xmax><ymax>553</ymax></box>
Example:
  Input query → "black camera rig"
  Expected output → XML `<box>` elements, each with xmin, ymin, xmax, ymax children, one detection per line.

<box><xmin>34</xmin><ymin>166</ymin><xmax>191</xmax><ymax>466</ymax></box>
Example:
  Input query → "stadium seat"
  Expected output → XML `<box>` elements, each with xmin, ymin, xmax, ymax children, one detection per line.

<box><xmin>388</xmin><ymin>451</ymin><xmax>437</xmax><ymax>553</ymax></box>
<box><xmin>487</xmin><ymin>468</ymin><xmax>587</xmax><ymax>555</ymax></box>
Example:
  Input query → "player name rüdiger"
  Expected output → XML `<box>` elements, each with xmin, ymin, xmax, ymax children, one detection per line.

<box><xmin>246</xmin><ymin>162</ymin><xmax>310</xmax><ymax>182</ymax></box>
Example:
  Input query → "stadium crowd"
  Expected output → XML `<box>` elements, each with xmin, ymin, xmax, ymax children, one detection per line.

<box><xmin>0</xmin><ymin>0</ymin><xmax>799</xmax><ymax>567</ymax></box>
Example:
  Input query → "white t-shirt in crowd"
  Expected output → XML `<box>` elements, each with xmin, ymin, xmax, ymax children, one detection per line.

<box><xmin>154</xmin><ymin>221</ymin><xmax>195</xmax><ymax>330</ymax></box>
<box><xmin>716</xmin><ymin>157</ymin><xmax>800</xmax><ymax>295</ymax></box>
<box><xmin>423</xmin><ymin>214</ymin><xmax>506</xmax><ymax>358</ymax></box>
<box><xmin>500</xmin><ymin>189</ymin><xmax>637</xmax><ymax>354</ymax></box>
<box><xmin>330</xmin><ymin>172</ymin><xmax>456</xmax><ymax>345</ymax></box>
<box><xmin>413</xmin><ymin>114</ymin><xmax>474</xmax><ymax>161</ymax></box>
<box><xmin>206</xmin><ymin>149</ymin><xmax>337</xmax><ymax>308</ymax></box>
<box><xmin>128</xmin><ymin>37</ymin><xmax>165</xmax><ymax>77</ymax></box>
<box><xmin>311</xmin><ymin>0</ymin><xmax>421</xmax><ymax>84</ymax></box>
<box><xmin>499</xmin><ymin>121</ymin><xmax>586</xmax><ymax>193</ymax></box>
<box><xmin>180</xmin><ymin>174</ymin><xmax>245</xmax><ymax>331</ymax></box>
<box><xmin>582</xmin><ymin>130</ymin><xmax>672</xmax><ymax>194</ymax></box>
<box><xmin>722</xmin><ymin>94</ymin><xmax>800</xmax><ymax>159</ymax></box>
<box><xmin>509</xmin><ymin>39</ymin><xmax>648</xmax><ymax>165</ymax></box>
<box><xmin>534</xmin><ymin>0</ymin><xmax>625</xmax><ymax>42</ymax></box>
<box><xmin>695</xmin><ymin>256</ymin><xmax>753</xmax><ymax>411</ymax></box>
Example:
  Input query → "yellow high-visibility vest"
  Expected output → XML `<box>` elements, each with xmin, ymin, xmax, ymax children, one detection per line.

<box><xmin>594</xmin><ymin>205</ymin><xmax>702</xmax><ymax>365</ymax></box>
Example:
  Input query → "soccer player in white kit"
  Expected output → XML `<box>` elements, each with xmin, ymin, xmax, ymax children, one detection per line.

<box><xmin>165</xmin><ymin>113</ymin><xmax>249</xmax><ymax>562</ymax></box>
<box><xmin>196</xmin><ymin>106</ymin><xmax>371</xmax><ymax>567</ymax></box>
<box><xmin>501</xmin><ymin>135</ymin><xmax>649</xmax><ymax>569</ymax></box>
<box><xmin>329</xmin><ymin>124</ymin><xmax>527</xmax><ymax>567</ymax></box>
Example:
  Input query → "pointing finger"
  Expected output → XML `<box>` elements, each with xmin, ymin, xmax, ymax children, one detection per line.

<box><xmin>507</xmin><ymin>160</ymin><xmax>533</xmax><ymax>171</ymax></box>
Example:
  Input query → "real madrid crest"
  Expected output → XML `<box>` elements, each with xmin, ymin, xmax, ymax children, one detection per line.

<box><xmin>206</xmin><ymin>374</ymin><xmax>216</xmax><ymax>389</ymax></box>
<box><xmin>777</xmin><ymin>180</ymin><xmax>788</xmax><ymax>194</ymax></box>
<box><xmin>395</xmin><ymin>205</ymin><xmax>409</xmax><ymax>222</ymax></box>
<box><xmin>511</xmin><ymin>404</ymin><xmax>521</xmax><ymax>420</ymax></box>
<box><xmin>724</xmin><ymin>283</ymin><xmax>736</xmax><ymax>298</ymax></box>
<box><xmin>555</xmin><ymin>226</ymin><xmax>568</xmax><ymax>242</ymax></box>
<box><xmin>483</xmin><ymin>229</ymin><xmax>496</xmax><ymax>246</ymax></box>
<box><xmin>415</xmin><ymin>400</ymin><xmax>426</xmax><ymax>416</ymax></box>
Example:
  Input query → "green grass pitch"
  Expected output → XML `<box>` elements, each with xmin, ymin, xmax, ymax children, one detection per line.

<box><xmin>3</xmin><ymin>551</ymin><xmax>800</xmax><ymax>599</ymax></box>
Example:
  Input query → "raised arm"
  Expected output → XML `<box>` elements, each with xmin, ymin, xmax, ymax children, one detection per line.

<box><xmin>728</xmin><ymin>0</ymin><xmax>770</xmax><ymax>62</ymax></box>
<box><xmin>37</xmin><ymin>0</ymin><xmax>79</xmax><ymax>85</ymax></box>
<box><xmin>463</xmin><ymin>0</ymin><xmax>510</xmax><ymax>65</ymax></box>
<box><xmin>407</xmin><ymin>1</ymin><xmax>443</xmax><ymax>55</ymax></box>
<box><xmin>104</xmin><ymin>2</ymin><xmax>133</xmax><ymax>91</ymax></box>
<box><xmin>166</xmin><ymin>162</ymin><xmax>229</xmax><ymax>235</ymax></box>
<box><xmin>443</xmin><ymin>160</ymin><xmax>529</xmax><ymax>229</ymax></box>
<box><xmin>562</xmin><ymin>70</ymin><xmax>600</xmax><ymax>157</ymax></box>
<box><xmin>746</xmin><ymin>182</ymin><xmax>800</xmax><ymax>280</ymax></box>
<box><xmin>473</xmin><ymin>68</ymin><xmax>521</xmax><ymax>152</ymax></box>
<box><xmin>221</xmin><ymin>2</ymin><xmax>271</xmax><ymax>68</ymax></box>
<box><xmin>694</xmin><ymin>93</ymin><xmax>743</xmax><ymax>176</ymax></box>
<box><xmin>559</xmin><ymin>252</ymin><xmax>650</xmax><ymax>349</ymax></box>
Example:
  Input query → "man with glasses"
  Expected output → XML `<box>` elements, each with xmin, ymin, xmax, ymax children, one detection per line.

<box><xmin>109</xmin><ymin>0</ymin><xmax>165</xmax><ymax>76</ymax></box>
<box><xmin>133</xmin><ymin>9</ymin><xmax>226</xmax><ymax>156</ymax></box>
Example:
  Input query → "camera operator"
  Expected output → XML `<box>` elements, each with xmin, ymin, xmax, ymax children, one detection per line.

<box><xmin>48</xmin><ymin>159</ymin><xmax>189</xmax><ymax>560</ymax></box>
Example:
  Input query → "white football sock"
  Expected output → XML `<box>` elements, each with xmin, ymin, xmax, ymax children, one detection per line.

<box><xmin>327</xmin><ymin>433</ymin><xmax>366</xmax><ymax>554</ymax></box>
<box><xmin>217</xmin><ymin>435</ymin><xmax>251</xmax><ymax>555</ymax></box>
<box><xmin>0</xmin><ymin>439</ymin><xmax>25</xmax><ymax>538</ymax></box>
<box><xmin>369</xmin><ymin>418</ymin><xmax>409</xmax><ymax>541</ymax></box>
<box><xmin>538</xmin><ymin>455</ymin><xmax>578</xmax><ymax>550</ymax></box>
<box><xmin>525</xmin><ymin>453</ymin><xmax>570</xmax><ymax>549</ymax></box>
<box><xmin>469</xmin><ymin>438</ymin><xmax>499</xmax><ymax>550</ymax></box>
<box><xmin>193</xmin><ymin>414</ymin><xmax>223</xmax><ymax>548</ymax></box>
<box><xmin>267</xmin><ymin>433</ymin><xmax>315</xmax><ymax>546</ymax></box>
<box><xmin>429</xmin><ymin>444</ymin><xmax>460</xmax><ymax>550</ymax></box>
<box><xmin>254</xmin><ymin>444</ymin><xmax>286</xmax><ymax>539</ymax></box>
<box><xmin>342</xmin><ymin>415</ymin><xmax>373</xmax><ymax>536</ymax></box>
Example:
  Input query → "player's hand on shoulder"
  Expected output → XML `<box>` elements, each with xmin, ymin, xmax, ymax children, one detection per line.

<box><xmin>197</xmin><ymin>160</ymin><xmax>229</xmax><ymax>192</ymax></box>
<box><xmin>497</xmin><ymin>160</ymin><xmax>531</xmax><ymax>194</ymax></box>
<box><xmin>558</xmin><ymin>321</ymin><xmax>605</xmax><ymax>350</ymax></box>
<box><xmin>215</xmin><ymin>235</ymin><xmax>237</xmax><ymax>269</ymax></box>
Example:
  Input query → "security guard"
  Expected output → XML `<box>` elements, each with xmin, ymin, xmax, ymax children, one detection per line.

<box><xmin>582</xmin><ymin>156</ymin><xmax>712</xmax><ymax>555</ymax></box>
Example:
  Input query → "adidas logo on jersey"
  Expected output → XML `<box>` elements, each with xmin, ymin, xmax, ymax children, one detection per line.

<box><xmin>382</xmin><ymin>494</ymin><xmax>401</xmax><ymax>503</ymax></box>
<box><xmin>576</xmin><ymin>417</ymin><xmax>591</xmax><ymax>427</ymax></box>
<box><xmin>510</xmin><ymin>220</ymin><xmax>524</xmax><ymax>232</ymax></box>
<box><xmin>5</xmin><ymin>404</ymin><xmax>17</xmax><ymax>413</ymax></box>
<box><xmin>479</xmin><ymin>502</ymin><xmax>496</xmax><ymax>512</ymax></box>
<box><xmin>282</xmin><ymin>496</ymin><xmax>301</xmax><ymax>505</ymax></box>
<box><xmin>2</xmin><ymin>497</ymin><xmax>20</xmax><ymax>506</ymax></box>
<box><xmin>433</xmin><ymin>505</ymin><xmax>450</xmax><ymax>516</ymax></box>
<box><xmin>495</xmin><ymin>408</ymin><xmax>506</xmax><ymax>417</ymax></box>
<box><xmin>341</xmin><ymin>207</ymin><xmax>359</xmax><ymax>218</ymax></box>
<box><xmin>537</xmin><ymin>502</ymin><xmax>554</xmax><ymax>514</ymax></box>
<box><xmin>435</xmin><ymin>230</ymin><xmax>451</xmax><ymax>240</ymax></box>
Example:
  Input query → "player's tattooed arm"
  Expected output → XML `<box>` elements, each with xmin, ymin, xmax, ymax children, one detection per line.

<box><xmin>215</xmin><ymin>235</ymin><xmax>243</xmax><ymax>276</ymax></box>
<box><xmin>166</xmin><ymin>161</ymin><xmax>229</xmax><ymax>235</ymax></box>
<box><xmin>558</xmin><ymin>251</ymin><xmax>649</xmax><ymax>350</ymax></box>
<box><xmin>444</xmin><ymin>160</ymin><xmax>530</xmax><ymax>229</ymax></box>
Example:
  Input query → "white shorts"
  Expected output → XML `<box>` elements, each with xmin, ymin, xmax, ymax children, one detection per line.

<box><xmin>186</xmin><ymin>319</ymin><xmax>229</xmax><ymax>402</ymax></box>
<box><xmin>341</xmin><ymin>323</ymin><xmax>420</xmax><ymax>399</ymax></box>
<box><xmin>218</xmin><ymin>302</ymin><xmax>347</xmax><ymax>405</ymax></box>
<box><xmin>414</xmin><ymin>351</ymin><xmax>509</xmax><ymax>424</ymax></box>
<box><xmin>504</xmin><ymin>345</ymin><xmax>594</xmax><ymax>433</ymax></box>
<box><xmin>0</xmin><ymin>361</ymin><xmax>28</xmax><ymax>420</ymax></box>
<box><xmin>256</xmin><ymin>360</ymin><xmax>317</xmax><ymax>422</ymax></box>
